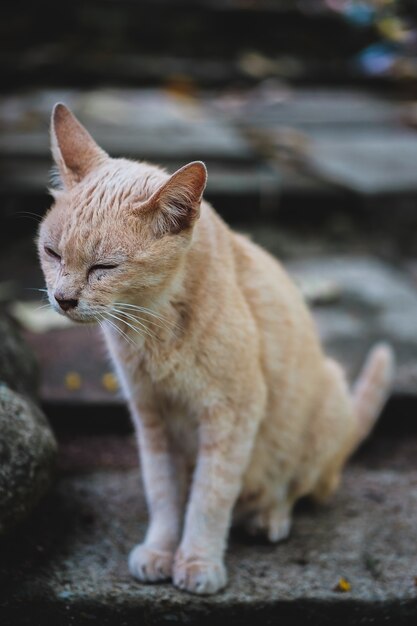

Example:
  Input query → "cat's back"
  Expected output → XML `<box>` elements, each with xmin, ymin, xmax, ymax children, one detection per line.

<box><xmin>231</xmin><ymin>230</ymin><xmax>308</xmax><ymax>317</ymax></box>
<box><xmin>231</xmin><ymin>229</ymin><xmax>323</xmax><ymax>372</ymax></box>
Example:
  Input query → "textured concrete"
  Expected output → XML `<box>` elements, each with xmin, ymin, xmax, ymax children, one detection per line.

<box><xmin>0</xmin><ymin>432</ymin><xmax>416</xmax><ymax>625</ymax></box>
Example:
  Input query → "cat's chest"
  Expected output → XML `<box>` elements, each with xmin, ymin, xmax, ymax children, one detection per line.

<box><xmin>104</xmin><ymin>326</ymin><xmax>194</xmax><ymax>401</ymax></box>
<box><xmin>103</xmin><ymin>329</ymin><xmax>202</xmax><ymax>462</ymax></box>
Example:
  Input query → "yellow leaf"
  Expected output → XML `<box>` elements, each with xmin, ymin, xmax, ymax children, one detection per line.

<box><xmin>334</xmin><ymin>577</ymin><xmax>351</xmax><ymax>592</ymax></box>
<box><xmin>102</xmin><ymin>372</ymin><xmax>118</xmax><ymax>393</ymax></box>
<box><xmin>65</xmin><ymin>371</ymin><xmax>82</xmax><ymax>391</ymax></box>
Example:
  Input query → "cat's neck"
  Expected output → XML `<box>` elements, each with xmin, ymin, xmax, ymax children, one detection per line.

<box><xmin>103</xmin><ymin>203</ymin><xmax>231</xmax><ymax>354</ymax></box>
<box><xmin>126</xmin><ymin>204</ymin><xmax>230</xmax><ymax>349</ymax></box>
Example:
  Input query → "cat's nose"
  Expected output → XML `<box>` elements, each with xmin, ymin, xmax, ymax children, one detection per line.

<box><xmin>55</xmin><ymin>296</ymin><xmax>78</xmax><ymax>311</ymax></box>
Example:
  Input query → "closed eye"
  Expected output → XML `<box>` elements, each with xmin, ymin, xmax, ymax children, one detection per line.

<box><xmin>89</xmin><ymin>263</ymin><xmax>119</xmax><ymax>273</ymax></box>
<box><xmin>44</xmin><ymin>246</ymin><xmax>61</xmax><ymax>261</ymax></box>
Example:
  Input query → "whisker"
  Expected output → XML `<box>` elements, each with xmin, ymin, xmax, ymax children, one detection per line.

<box><xmin>112</xmin><ymin>307</ymin><xmax>169</xmax><ymax>334</ymax></box>
<box><xmin>112</xmin><ymin>310</ymin><xmax>159</xmax><ymax>341</ymax></box>
<box><xmin>97</xmin><ymin>313</ymin><xmax>137</xmax><ymax>348</ymax></box>
<box><xmin>96</xmin><ymin>316</ymin><xmax>132</xmax><ymax>348</ymax></box>
<box><xmin>113</xmin><ymin>301</ymin><xmax>173</xmax><ymax>323</ymax></box>
<box><xmin>33</xmin><ymin>303</ymin><xmax>53</xmax><ymax>312</ymax></box>
<box><xmin>14</xmin><ymin>212</ymin><xmax>43</xmax><ymax>224</ymax></box>
<box><xmin>106</xmin><ymin>310</ymin><xmax>155</xmax><ymax>341</ymax></box>
<box><xmin>107</xmin><ymin>320</ymin><xmax>135</xmax><ymax>346</ymax></box>
<box><xmin>24</xmin><ymin>287</ymin><xmax>49</xmax><ymax>293</ymax></box>
<box><xmin>113</xmin><ymin>301</ymin><xmax>180</xmax><ymax>332</ymax></box>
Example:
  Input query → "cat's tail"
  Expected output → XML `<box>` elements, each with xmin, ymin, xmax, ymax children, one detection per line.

<box><xmin>352</xmin><ymin>343</ymin><xmax>395</xmax><ymax>446</ymax></box>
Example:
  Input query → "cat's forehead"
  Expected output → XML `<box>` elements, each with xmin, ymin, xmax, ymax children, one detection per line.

<box><xmin>51</xmin><ymin>161</ymin><xmax>166</xmax><ymax>246</ymax></box>
<box><xmin>69</xmin><ymin>164</ymin><xmax>142</xmax><ymax>213</ymax></box>
<box><xmin>70</xmin><ymin>159</ymin><xmax>166</xmax><ymax>205</ymax></box>
<box><xmin>58</xmin><ymin>194</ymin><xmax>135</xmax><ymax>261</ymax></box>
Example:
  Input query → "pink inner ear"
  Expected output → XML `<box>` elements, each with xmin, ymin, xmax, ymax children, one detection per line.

<box><xmin>145</xmin><ymin>162</ymin><xmax>207</xmax><ymax>237</ymax></box>
<box><xmin>51</xmin><ymin>103</ymin><xmax>107</xmax><ymax>187</ymax></box>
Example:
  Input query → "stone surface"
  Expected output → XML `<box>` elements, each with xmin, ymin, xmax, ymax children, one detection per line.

<box><xmin>0</xmin><ymin>89</ymin><xmax>281</xmax><ymax>216</ymax></box>
<box><xmin>231</xmin><ymin>88</ymin><xmax>401</xmax><ymax>130</ymax></box>
<box><xmin>308</xmin><ymin>130</ymin><xmax>417</xmax><ymax>195</ymax></box>
<box><xmin>0</xmin><ymin>313</ymin><xmax>57</xmax><ymax>534</ymax></box>
<box><xmin>0</xmin><ymin>89</ymin><xmax>255</xmax><ymax>163</ymax></box>
<box><xmin>288</xmin><ymin>256</ymin><xmax>417</xmax><ymax>396</ymax></box>
<box><xmin>0</xmin><ymin>385</ymin><xmax>57</xmax><ymax>535</ymax></box>
<box><xmin>0</xmin><ymin>312</ymin><xmax>39</xmax><ymax>400</ymax></box>
<box><xmin>224</xmin><ymin>86</ymin><xmax>417</xmax><ymax>197</ymax></box>
<box><xmin>0</xmin><ymin>432</ymin><xmax>416</xmax><ymax>625</ymax></box>
<box><xmin>24</xmin><ymin>326</ymin><xmax>121</xmax><ymax>406</ymax></box>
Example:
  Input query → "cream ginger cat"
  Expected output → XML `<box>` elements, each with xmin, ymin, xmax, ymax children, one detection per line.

<box><xmin>38</xmin><ymin>104</ymin><xmax>394</xmax><ymax>595</ymax></box>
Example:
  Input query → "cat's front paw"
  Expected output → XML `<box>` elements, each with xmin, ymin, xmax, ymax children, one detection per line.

<box><xmin>173</xmin><ymin>552</ymin><xmax>227</xmax><ymax>595</ymax></box>
<box><xmin>128</xmin><ymin>544</ymin><xmax>174</xmax><ymax>583</ymax></box>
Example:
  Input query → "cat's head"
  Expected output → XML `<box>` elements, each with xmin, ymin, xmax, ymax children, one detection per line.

<box><xmin>38</xmin><ymin>103</ymin><xmax>207</xmax><ymax>323</ymax></box>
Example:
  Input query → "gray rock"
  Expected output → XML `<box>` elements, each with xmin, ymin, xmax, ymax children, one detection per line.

<box><xmin>0</xmin><ymin>313</ymin><xmax>38</xmax><ymax>400</ymax></box>
<box><xmin>0</xmin><ymin>385</ymin><xmax>57</xmax><ymax>535</ymax></box>
<box><xmin>0</xmin><ymin>313</ymin><xmax>56</xmax><ymax>535</ymax></box>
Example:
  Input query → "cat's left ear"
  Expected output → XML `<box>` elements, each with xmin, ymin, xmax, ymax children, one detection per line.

<box><xmin>51</xmin><ymin>103</ymin><xmax>108</xmax><ymax>189</ymax></box>
<box><xmin>140</xmin><ymin>161</ymin><xmax>207</xmax><ymax>237</ymax></box>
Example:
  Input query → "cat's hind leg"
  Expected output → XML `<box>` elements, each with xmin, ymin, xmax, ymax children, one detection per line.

<box><xmin>241</xmin><ymin>484</ymin><xmax>294</xmax><ymax>543</ymax></box>
<box><xmin>244</xmin><ymin>501</ymin><xmax>293</xmax><ymax>543</ymax></box>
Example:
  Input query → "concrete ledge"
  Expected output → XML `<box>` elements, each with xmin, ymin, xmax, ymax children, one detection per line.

<box><xmin>1</xmin><ymin>433</ymin><xmax>416</xmax><ymax>625</ymax></box>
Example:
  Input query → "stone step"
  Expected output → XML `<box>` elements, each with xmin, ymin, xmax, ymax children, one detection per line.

<box><xmin>218</xmin><ymin>86</ymin><xmax>417</xmax><ymax>198</ymax></box>
<box><xmin>0</xmin><ymin>88</ymin><xmax>281</xmax><ymax>220</ymax></box>
<box><xmin>0</xmin><ymin>89</ymin><xmax>256</xmax><ymax>164</ymax></box>
<box><xmin>5</xmin><ymin>87</ymin><xmax>417</xmax><ymax>212</ymax></box>
<box><xmin>0</xmin><ymin>433</ymin><xmax>416</xmax><ymax>625</ymax></box>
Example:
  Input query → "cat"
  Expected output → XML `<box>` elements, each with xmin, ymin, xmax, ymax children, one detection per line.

<box><xmin>38</xmin><ymin>103</ymin><xmax>394</xmax><ymax>595</ymax></box>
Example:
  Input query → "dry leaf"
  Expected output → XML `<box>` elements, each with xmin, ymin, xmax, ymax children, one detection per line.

<box><xmin>334</xmin><ymin>577</ymin><xmax>351</xmax><ymax>592</ymax></box>
<box><xmin>65</xmin><ymin>372</ymin><xmax>82</xmax><ymax>391</ymax></box>
<box><xmin>102</xmin><ymin>372</ymin><xmax>118</xmax><ymax>393</ymax></box>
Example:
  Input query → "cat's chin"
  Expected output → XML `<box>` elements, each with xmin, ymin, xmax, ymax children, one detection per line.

<box><xmin>70</xmin><ymin>317</ymin><xmax>98</xmax><ymax>325</ymax></box>
<box><xmin>55</xmin><ymin>309</ymin><xmax>97</xmax><ymax>325</ymax></box>
<box><xmin>67</xmin><ymin>315</ymin><xmax>98</xmax><ymax>325</ymax></box>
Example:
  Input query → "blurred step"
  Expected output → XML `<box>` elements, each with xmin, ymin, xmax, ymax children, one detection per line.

<box><xmin>0</xmin><ymin>3</ymin><xmax>374</xmax><ymax>89</ymax></box>
<box><xmin>6</xmin><ymin>87</ymin><xmax>417</xmax><ymax>226</ymax></box>
<box><xmin>288</xmin><ymin>255</ymin><xmax>417</xmax><ymax>397</ymax></box>
<box><xmin>0</xmin><ymin>89</ymin><xmax>281</xmax><ymax>220</ymax></box>
<box><xmin>0</xmin><ymin>89</ymin><xmax>256</xmax><ymax>163</ymax></box>
<box><xmin>215</xmin><ymin>86</ymin><xmax>417</xmax><ymax>199</ymax></box>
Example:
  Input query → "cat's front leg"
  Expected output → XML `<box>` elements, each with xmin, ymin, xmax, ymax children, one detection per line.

<box><xmin>173</xmin><ymin>403</ymin><xmax>260</xmax><ymax>595</ymax></box>
<box><xmin>129</xmin><ymin>405</ymin><xmax>185</xmax><ymax>583</ymax></box>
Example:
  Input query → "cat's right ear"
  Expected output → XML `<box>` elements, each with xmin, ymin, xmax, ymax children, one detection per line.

<box><xmin>50</xmin><ymin>103</ymin><xmax>108</xmax><ymax>189</ymax></box>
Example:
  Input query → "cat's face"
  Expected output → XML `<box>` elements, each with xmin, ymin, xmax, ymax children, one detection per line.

<box><xmin>38</xmin><ymin>104</ymin><xmax>207</xmax><ymax>324</ymax></box>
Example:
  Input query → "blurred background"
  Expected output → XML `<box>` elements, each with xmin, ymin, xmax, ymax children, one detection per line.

<box><xmin>2</xmin><ymin>1</ymin><xmax>417</xmax><ymax>425</ymax></box>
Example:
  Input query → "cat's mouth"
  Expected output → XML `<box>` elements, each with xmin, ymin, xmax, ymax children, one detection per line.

<box><xmin>50</xmin><ymin>298</ymin><xmax>99</xmax><ymax>324</ymax></box>
<box><xmin>56</xmin><ymin>308</ymin><xmax>97</xmax><ymax>324</ymax></box>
